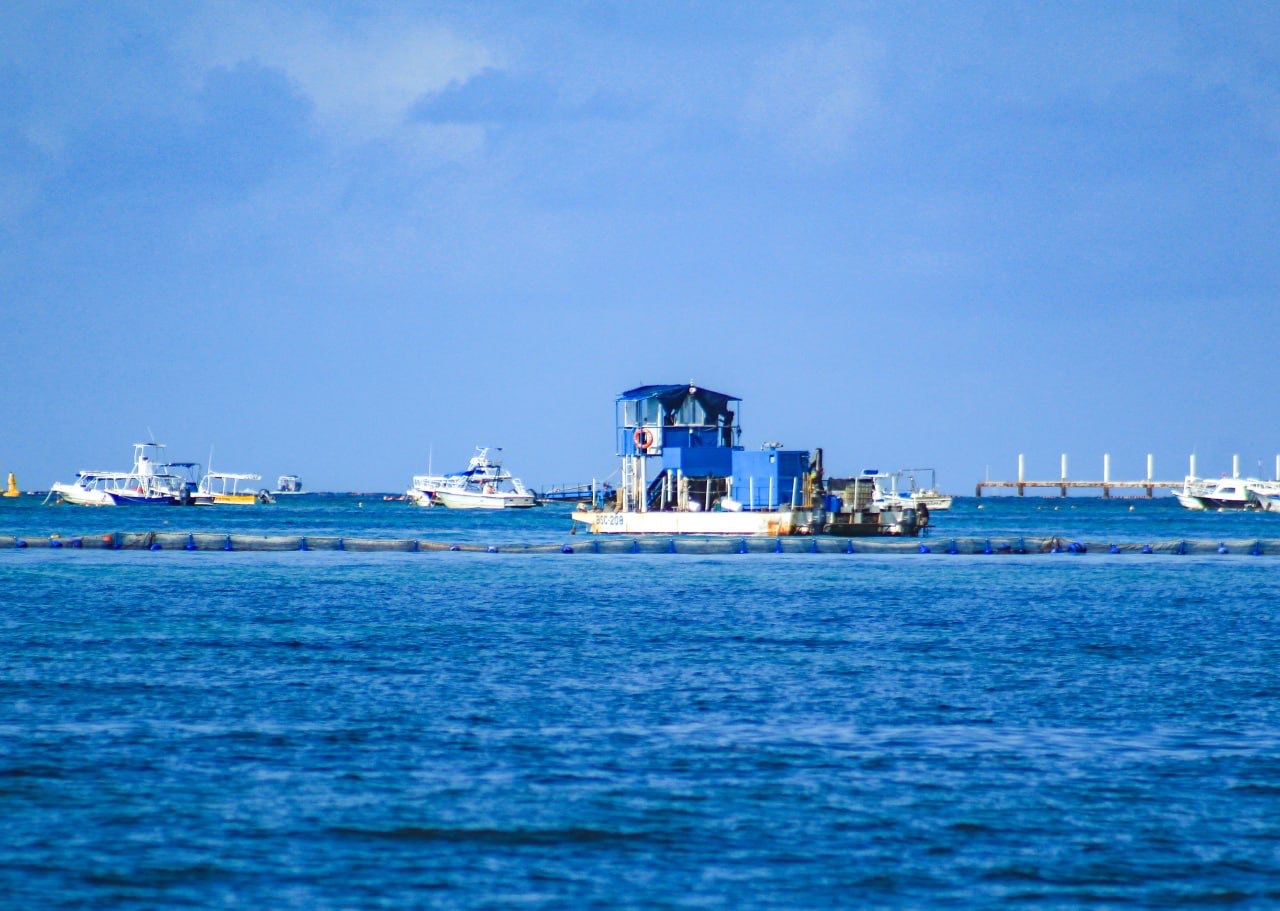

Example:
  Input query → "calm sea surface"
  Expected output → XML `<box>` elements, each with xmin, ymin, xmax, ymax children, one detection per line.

<box><xmin>2</xmin><ymin>496</ymin><xmax>1279</xmax><ymax>907</ymax></box>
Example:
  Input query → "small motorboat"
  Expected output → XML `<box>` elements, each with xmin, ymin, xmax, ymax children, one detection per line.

<box><xmin>872</xmin><ymin>468</ymin><xmax>953</xmax><ymax>511</ymax></box>
<box><xmin>49</xmin><ymin>443</ymin><xmax>188</xmax><ymax>506</ymax></box>
<box><xmin>1247</xmin><ymin>480</ymin><xmax>1280</xmax><ymax>513</ymax></box>
<box><xmin>407</xmin><ymin>447</ymin><xmax>536</xmax><ymax>509</ymax></box>
<box><xmin>193</xmin><ymin>471</ymin><xmax>274</xmax><ymax>506</ymax></box>
<box><xmin>1176</xmin><ymin>475</ymin><xmax>1260</xmax><ymax>510</ymax></box>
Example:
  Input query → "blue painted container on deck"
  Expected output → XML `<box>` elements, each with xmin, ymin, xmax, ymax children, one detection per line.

<box><xmin>731</xmin><ymin>449</ymin><xmax>810</xmax><ymax>510</ymax></box>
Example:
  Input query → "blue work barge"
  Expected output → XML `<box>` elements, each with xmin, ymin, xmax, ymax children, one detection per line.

<box><xmin>572</xmin><ymin>383</ymin><xmax>924</xmax><ymax>537</ymax></box>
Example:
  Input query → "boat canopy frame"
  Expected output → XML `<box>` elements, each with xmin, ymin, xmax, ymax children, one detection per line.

<box><xmin>615</xmin><ymin>384</ymin><xmax>742</xmax><ymax>455</ymax></box>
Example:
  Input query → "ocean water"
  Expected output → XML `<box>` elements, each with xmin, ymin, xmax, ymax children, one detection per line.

<box><xmin>2</xmin><ymin>497</ymin><xmax>1279</xmax><ymax>907</ymax></box>
<box><xmin>7</xmin><ymin>492</ymin><xmax>1280</xmax><ymax>545</ymax></box>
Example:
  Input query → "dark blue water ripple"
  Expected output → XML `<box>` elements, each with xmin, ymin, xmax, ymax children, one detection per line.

<box><xmin>1</xmin><ymin>549</ymin><xmax>1279</xmax><ymax>907</ymax></box>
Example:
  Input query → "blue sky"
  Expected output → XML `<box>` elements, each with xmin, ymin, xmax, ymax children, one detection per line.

<box><xmin>3</xmin><ymin>1</ymin><xmax>1278</xmax><ymax>492</ymax></box>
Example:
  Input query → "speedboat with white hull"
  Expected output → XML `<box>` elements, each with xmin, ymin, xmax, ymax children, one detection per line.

<box><xmin>1246</xmin><ymin>480</ymin><xmax>1280</xmax><ymax>512</ymax></box>
<box><xmin>871</xmin><ymin>468</ymin><xmax>954</xmax><ymax>512</ymax></box>
<box><xmin>48</xmin><ymin>442</ymin><xmax>189</xmax><ymax>506</ymax></box>
<box><xmin>407</xmin><ymin>447</ymin><xmax>536</xmax><ymax>509</ymax></box>
<box><xmin>1176</xmin><ymin>475</ymin><xmax>1260</xmax><ymax>510</ymax></box>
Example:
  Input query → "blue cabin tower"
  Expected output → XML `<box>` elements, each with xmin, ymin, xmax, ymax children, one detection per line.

<box><xmin>614</xmin><ymin>384</ymin><xmax>811</xmax><ymax>513</ymax></box>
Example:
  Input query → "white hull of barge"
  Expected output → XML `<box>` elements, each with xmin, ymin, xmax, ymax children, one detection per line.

<box><xmin>572</xmin><ymin>508</ymin><xmax>807</xmax><ymax>536</ymax></box>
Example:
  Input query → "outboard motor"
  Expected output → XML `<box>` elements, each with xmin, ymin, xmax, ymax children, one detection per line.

<box><xmin>896</xmin><ymin>507</ymin><xmax>919</xmax><ymax>536</ymax></box>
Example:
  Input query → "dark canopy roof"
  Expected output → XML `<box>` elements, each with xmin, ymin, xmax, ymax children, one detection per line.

<box><xmin>617</xmin><ymin>384</ymin><xmax>739</xmax><ymax>427</ymax></box>
<box><xmin>618</xmin><ymin>384</ymin><xmax>739</xmax><ymax>407</ymax></box>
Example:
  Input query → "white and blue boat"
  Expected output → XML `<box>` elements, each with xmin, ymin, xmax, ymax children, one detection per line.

<box><xmin>49</xmin><ymin>442</ymin><xmax>189</xmax><ymax>506</ymax></box>
<box><xmin>1176</xmin><ymin>475</ymin><xmax>1261</xmax><ymax>510</ymax></box>
<box><xmin>572</xmin><ymin>384</ymin><xmax>922</xmax><ymax>537</ymax></box>
<box><xmin>407</xmin><ymin>447</ymin><xmax>536</xmax><ymax>509</ymax></box>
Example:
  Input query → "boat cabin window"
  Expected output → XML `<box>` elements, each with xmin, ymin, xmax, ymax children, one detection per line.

<box><xmin>621</xmin><ymin>399</ymin><xmax>663</xmax><ymax>427</ymax></box>
<box><xmin>676</xmin><ymin>397</ymin><xmax>708</xmax><ymax>426</ymax></box>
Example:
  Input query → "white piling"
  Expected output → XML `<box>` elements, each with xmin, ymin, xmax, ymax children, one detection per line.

<box><xmin>1147</xmin><ymin>454</ymin><xmax>1154</xmax><ymax>482</ymax></box>
<box><xmin>1060</xmin><ymin>453</ymin><xmax>1068</xmax><ymax>481</ymax></box>
<box><xmin>1103</xmin><ymin>453</ymin><xmax>1111</xmax><ymax>484</ymax></box>
<box><xmin>1018</xmin><ymin>454</ymin><xmax>1025</xmax><ymax>483</ymax></box>
<box><xmin>1190</xmin><ymin>453</ymin><xmax>1197</xmax><ymax>479</ymax></box>
<box><xmin>1233</xmin><ymin>454</ymin><xmax>1240</xmax><ymax>479</ymax></box>
<box><xmin>1276</xmin><ymin>455</ymin><xmax>1279</xmax><ymax>482</ymax></box>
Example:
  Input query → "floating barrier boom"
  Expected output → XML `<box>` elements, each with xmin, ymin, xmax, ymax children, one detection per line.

<box><xmin>3</xmin><ymin>533</ymin><xmax>1280</xmax><ymax>556</ymax></box>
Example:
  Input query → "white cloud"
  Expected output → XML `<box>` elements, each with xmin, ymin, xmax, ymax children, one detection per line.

<box><xmin>180</xmin><ymin>5</ymin><xmax>497</xmax><ymax>147</ymax></box>
<box><xmin>741</xmin><ymin>30</ymin><xmax>884</xmax><ymax>163</ymax></box>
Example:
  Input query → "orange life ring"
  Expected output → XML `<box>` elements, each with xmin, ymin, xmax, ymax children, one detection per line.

<box><xmin>633</xmin><ymin>428</ymin><xmax>655</xmax><ymax>451</ymax></box>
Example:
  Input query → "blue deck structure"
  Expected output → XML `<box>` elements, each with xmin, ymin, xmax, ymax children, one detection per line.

<box><xmin>731</xmin><ymin>450</ymin><xmax>810</xmax><ymax>511</ymax></box>
<box><xmin>614</xmin><ymin>384</ymin><xmax>813</xmax><ymax>514</ymax></box>
<box><xmin>616</xmin><ymin>384</ymin><xmax>740</xmax><ymax>457</ymax></box>
<box><xmin>570</xmin><ymin>382</ymin><xmax>923</xmax><ymax>536</ymax></box>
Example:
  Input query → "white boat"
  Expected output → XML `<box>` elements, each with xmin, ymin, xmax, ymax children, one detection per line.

<box><xmin>276</xmin><ymin>475</ymin><xmax>305</xmax><ymax>495</ymax></box>
<box><xmin>1247</xmin><ymin>480</ymin><xmax>1280</xmax><ymax>512</ymax></box>
<box><xmin>1176</xmin><ymin>475</ymin><xmax>1259</xmax><ymax>510</ymax></box>
<box><xmin>1257</xmin><ymin>494</ymin><xmax>1280</xmax><ymax>512</ymax></box>
<box><xmin>407</xmin><ymin>447</ymin><xmax>536</xmax><ymax>509</ymax></box>
<box><xmin>48</xmin><ymin>472</ymin><xmax>123</xmax><ymax>506</ymax></box>
<box><xmin>903</xmin><ymin>468</ymin><xmax>953</xmax><ymax>510</ymax></box>
<box><xmin>871</xmin><ymin>468</ymin><xmax>953</xmax><ymax>513</ymax></box>
<box><xmin>48</xmin><ymin>443</ymin><xmax>188</xmax><ymax>506</ymax></box>
<box><xmin>193</xmin><ymin>471</ymin><xmax>274</xmax><ymax>506</ymax></box>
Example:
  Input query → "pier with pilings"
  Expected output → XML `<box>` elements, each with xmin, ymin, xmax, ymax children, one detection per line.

<box><xmin>976</xmin><ymin>453</ymin><xmax>1280</xmax><ymax>497</ymax></box>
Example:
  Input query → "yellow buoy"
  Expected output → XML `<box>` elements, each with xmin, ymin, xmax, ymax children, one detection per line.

<box><xmin>3</xmin><ymin>472</ymin><xmax>19</xmax><ymax>497</ymax></box>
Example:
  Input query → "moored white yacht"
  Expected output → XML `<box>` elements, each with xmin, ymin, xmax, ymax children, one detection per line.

<box><xmin>407</xmin><ymin>447</ymin><xmax>536</xmax><ymax>509</ymax></box>
<box><xmin>1176</xmin><ymin>475</ymin><xmax>1259</xmax><ymax>510</ymax></box>
<box><xmin>872</xmin><ymin>468</ymin><xmax>954</xmax><ymax>512</ymax></box>
<box><xmin>1246</xmin><ymin>480</ymin><xmax>1280</xmax><ymax>512</ymax></box>
<box><xmin>1256</xmin><ymin>494</ymin><xmax>1280</xmax><ymax>512</ymax></box>
<box><xmin>48</xmin><ymin>443</ymin><xmax>188</xmax><ymax>506</ymax></box>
